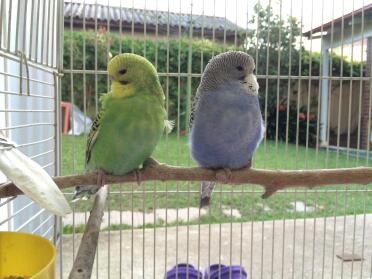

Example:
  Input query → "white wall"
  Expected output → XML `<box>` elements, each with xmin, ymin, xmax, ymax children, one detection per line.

<box><xmin>0</xmin><ymin>0</ymin><xmax>60</xmax><ymax>239</ymax></box>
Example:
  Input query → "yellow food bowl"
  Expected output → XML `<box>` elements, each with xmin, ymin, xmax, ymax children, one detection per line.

<box><xmin>0</xmin><ymin>232</ymin><xmax>55</xmax><ymax>279</ymax></box>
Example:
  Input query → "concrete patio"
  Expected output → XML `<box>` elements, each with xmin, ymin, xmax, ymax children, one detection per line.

<box><xmin>57</xmin><ymin>214</ymin><xmax>372</xmax><ymax>278</ymax></box>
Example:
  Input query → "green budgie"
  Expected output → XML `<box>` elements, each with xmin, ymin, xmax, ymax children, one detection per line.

<box><xmin>72</xmin><ymin>53</ymin><xmax>172</xmax><ymax>200</ymax></box>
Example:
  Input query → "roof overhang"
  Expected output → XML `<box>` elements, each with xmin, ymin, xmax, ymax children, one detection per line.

<box><xmin>303</xmin><ymin>3</ymin><xmax>372</xmax><ymax>38</ymax></box>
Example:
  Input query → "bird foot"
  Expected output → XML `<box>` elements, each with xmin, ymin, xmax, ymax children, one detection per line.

<box><xmin>97</xmin><ymin>170</ymin><xmax>107</xmax><ymax>187</ymax></box>
<box><xmin>143</xmin><ymin>157</ymin><xmax>160</xmax><ymax>168</ymax></box>
<box><xmin>244</xmin><ymin>160</ymin><xmax>252</xmax><ymax>169</ymax></box>
<box><xmin>133</xmin><ymin>169</ymin><xmax>142</xmax><ymax>186</ymax></box>
<box><xmin>216</xmin><ymin>168</ymin><xmax>232</xmax><ymax>184</ymax></box>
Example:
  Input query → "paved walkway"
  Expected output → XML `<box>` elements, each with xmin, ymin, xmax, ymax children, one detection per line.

<box><xmin>58</xmin><ymin>214</ymin><xmax>372</xmax><ymax>278</ymax></box>
<box><xmin>63</xmin><ymin>207</ymin><xmax>242</xmax><ymax>228</ymax></box>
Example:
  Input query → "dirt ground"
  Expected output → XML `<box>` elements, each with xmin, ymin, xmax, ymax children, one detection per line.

<box><xmin>57</xmin><ymin>214</ymin><xmax>372</xmax><ymax>278</ymax></box>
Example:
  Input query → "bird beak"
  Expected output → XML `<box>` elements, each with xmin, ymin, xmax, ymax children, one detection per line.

<box><xmin>241</xmin><ymin>74</ymin><xmax>259</xmax><ymax>95</ymax></box>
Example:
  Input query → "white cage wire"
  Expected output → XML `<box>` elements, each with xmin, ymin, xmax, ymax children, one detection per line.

<box><xmin>1</xmin><ymin>0</ymin><xmax>372</xmax><ymax>278</ymax></box>
<box><xmin>0</xmin><ymin>0</ymin><xmax>63</xmax><ymax>241</ymax></box>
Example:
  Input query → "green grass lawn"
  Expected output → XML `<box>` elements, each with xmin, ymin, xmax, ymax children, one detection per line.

<box><xmin>62</xmin><ymin>134</ymin><xmax>372</xmax><ymax>230</ymax></box>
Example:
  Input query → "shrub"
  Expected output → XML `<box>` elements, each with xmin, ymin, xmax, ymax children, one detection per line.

<box><xmin>62</xmin><ymin>30</ymin><xmax>241</xmax><ymax>129</ymax></box>
<box><xmin>265</xmin><ymin>102</ymin><xmax>318</xmax><ymax>146</ymax></box>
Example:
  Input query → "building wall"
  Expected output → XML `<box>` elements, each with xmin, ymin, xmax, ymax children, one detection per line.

<box><xmin>0</xmin><ymin>0</ymin><xmax>59</xmax><ymax>239</ymax></box>
<box><xmin>290</xmin><ymin>80</ymin><xmax>362</xmax><ymax>135</ymax></box>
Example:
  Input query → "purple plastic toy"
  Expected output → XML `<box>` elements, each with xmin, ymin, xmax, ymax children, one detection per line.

<box><xmin>203</xmin><ymin>264</ymin><xmax>227</xmax><ymax>278</ymax></box>
<box><xmin>204</xmin><ymin>264</ymin><xmax>247</xmax><ymax>279</ymax></box>
<box><xmin>165</xmin><ymin>263</ymin><xmax>203</xmax><ymax>279</ymax></box>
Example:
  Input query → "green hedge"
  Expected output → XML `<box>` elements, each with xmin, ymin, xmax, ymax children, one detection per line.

<box><xmin>62</xmin><ymin>31</ymin><xmax>240</xmax><ymax>129</ymax></box>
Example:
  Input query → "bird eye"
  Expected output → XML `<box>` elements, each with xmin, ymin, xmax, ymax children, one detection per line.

<box><xmin>236</xmin><ymin>66</ymin><xmax>244</xmax><ymax>71</ymax></box>
<box><xmin>118</xmin><ymin>69</ymin><xmax>127</xmax><ymax>75</ymax></box>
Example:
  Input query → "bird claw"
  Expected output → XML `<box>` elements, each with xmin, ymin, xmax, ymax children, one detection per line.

<box><xmin>133</xmin><ymin>169</ymin><xmax>141</xmax><ymax>186</ymax></box>
<box><xmin>97</xmin><ymin>170</ymin><xmax>106</xmax><ymax>188</ymax></box>
<box><xmin>143</xmin><ymin>157</ymin><xmax>160</xmax><ymax>168</ymax></box>
<box><xmin>244</xmin><ymin>160</ymin><xmax>252</xmax><ymax>169</ymax></box>
<box><xmin>216</xmin><ymin>168</ymin><xmax>232</xmax><ymax>184</ymax></box>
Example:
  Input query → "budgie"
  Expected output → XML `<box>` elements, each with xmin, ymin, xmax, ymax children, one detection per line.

<box><xmin>72</xmin><ymin>53</ymin><xmax>172</xmax><ymax>200</ymax></box>
<box><xmin>189</xmin><ymin>51</ymin><xmax>265</xmax><ymax>207</ymax></box>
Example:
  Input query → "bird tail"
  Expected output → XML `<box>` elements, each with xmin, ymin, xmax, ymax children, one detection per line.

<box><xmin>71</xmin><ymin>185</ymin><xmax>99</xmax><ymax>202</ymax></box>
<box><xmin>200</xmin><ymin>181</ymin><xmax>216</xmax><ymax>208</ymax></box>
<box><xmin>164</xmin><ymin>119</ymin><xmax>175</xmax><ymax>134</ymax></box>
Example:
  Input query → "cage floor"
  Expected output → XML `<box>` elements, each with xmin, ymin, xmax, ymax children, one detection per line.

<box><xmin>58</xmin><ymin>214</ymin><xmax>372</xmax><ymax>278</ymax></box>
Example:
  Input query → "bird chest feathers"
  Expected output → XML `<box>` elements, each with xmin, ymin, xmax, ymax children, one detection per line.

<box><xmin>87</xmin><ymin>96</ymin><xmax>165</xmax><ymax>175</ymax></box>
<box><xmin>190</xmin><ymin>89</ymin><xmax>264</xmax><ymax>169</ymax></box>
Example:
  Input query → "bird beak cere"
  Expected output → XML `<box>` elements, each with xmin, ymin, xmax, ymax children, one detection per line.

<box><xmin>242</xmin><ymin>74</ymin><xmax>259</xmax><ymax>95</ymax></box>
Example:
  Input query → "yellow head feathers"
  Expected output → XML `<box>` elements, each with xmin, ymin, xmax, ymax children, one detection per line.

<box><xmin>108</xmin><ymin>53</ymin><xmax>157</xmax><ymax>85</ymax></box>
<box><xmin>107</xmin><ymin>53</ymin><xmax>163</xmax><ymax>101</ymax></box>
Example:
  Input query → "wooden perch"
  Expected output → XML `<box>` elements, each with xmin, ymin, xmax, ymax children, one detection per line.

<box><xmin>1</xmin><ymin>160</ymin><xmax>372</xmax><ymax>199</ymax></box>
<box><xmin>68</xmin><ymin>185</ymin><xmax>108</xmax><ymax>279</ymax></box>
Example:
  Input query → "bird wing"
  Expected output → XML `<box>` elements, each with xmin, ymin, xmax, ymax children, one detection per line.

<box><xmin>85</xmin><ymin>110</ymin><xmax>103</xmax><ymax>166</ymax></box>
<box><xmin>164</xmin><ymin>119</ymin><xmax>175</xmax><ymax>134</ymax></box>
<box><xmin>189</xmin><ymin>90</ymin><xmax>201</xmax><ymax>130</ymax></box>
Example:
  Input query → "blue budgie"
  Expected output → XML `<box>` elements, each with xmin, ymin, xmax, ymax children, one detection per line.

<box><xmin>189</xmin><ymin>51</ymin><xmax>265</xmax><ymax>207</ymax></box>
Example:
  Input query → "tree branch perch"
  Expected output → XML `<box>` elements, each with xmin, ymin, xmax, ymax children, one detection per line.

<box><xmin>1</xmin><ymin>163</ymin><xmax>372</xmax><ymax>199</ymax></box>
<box><xmin>68</xmin><ymin>185</ymin><xmax>108</xmax><ymax>279</ymax></box>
